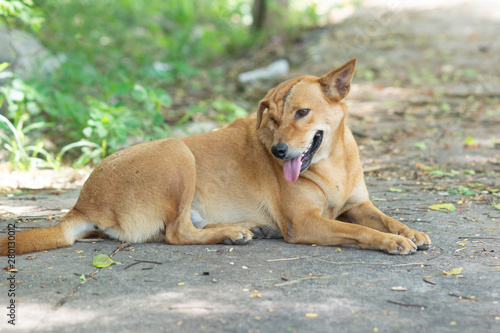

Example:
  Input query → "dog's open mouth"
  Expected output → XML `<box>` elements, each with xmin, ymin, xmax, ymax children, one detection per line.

<box><xmin>283</xmin><ymin>130</ymin><xmax>323</xmax><ymax>182</ymax></box>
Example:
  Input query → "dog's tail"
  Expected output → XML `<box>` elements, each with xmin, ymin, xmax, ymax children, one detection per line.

<box><xmin>0</xmin><ymin>209</ymin><xmax>95</xmax><ymax>256</ymax></box>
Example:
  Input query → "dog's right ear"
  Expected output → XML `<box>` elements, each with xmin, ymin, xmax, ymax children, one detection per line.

<box><xmin>256</xmin><ymin>100</ymin><xmax>269</xmax><ymax>130</ymax></box>
<box><xmin>319</xmin><ymin>58</ymin><xmax>356</xmax><ymax>101</ymax></box>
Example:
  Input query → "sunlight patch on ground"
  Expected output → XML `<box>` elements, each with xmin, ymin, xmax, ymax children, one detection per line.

<box><xmin>0</xmin><ymin>168</ymin><xmax>90</xmax><ymax>192</ymax></box>
<box><xmin>0</xmin><ymin>204</ymin><xmax>40</xmax><ymax>216</ymax></box>
<box><xmin>11</xmin><ymin>302</ymin><xmax>103</xmax><ymax>331</ymax></box>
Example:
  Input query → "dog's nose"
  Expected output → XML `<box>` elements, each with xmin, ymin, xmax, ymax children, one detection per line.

<box><xmin>271</xmin><ymin>143</ymin><xmax>288</xmax><ymax>159</ymax></box>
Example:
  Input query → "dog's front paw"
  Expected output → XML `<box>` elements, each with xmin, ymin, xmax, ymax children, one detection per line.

<box><xmin>396</xmin><ymin>228</ymin><xmax>431</xmax><ymax>250</ymax></box>
<box><xmin>223</xmin><ymin>228</ymin><xmax>253</xmax><ymax>245</ymax></box>
<box><xmin>382</xmin><ymin>234</ymin><xmax>417</xmax><ymax>255</ymax></box>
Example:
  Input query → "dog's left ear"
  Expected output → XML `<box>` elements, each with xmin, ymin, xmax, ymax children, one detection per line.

<box><xmin>319</xmin><ymin>58</ymin><xmax>356</xmax><ymax>101</ymax></box>
<box><xmin>256</xmin><ymin>100</ymin><xmax>269</xmax><ymax>130</ymax></box>
<box><xmin>256</xmin><ymin>86</ymin><xmax>277</xmax><ymax>129</ymax></box>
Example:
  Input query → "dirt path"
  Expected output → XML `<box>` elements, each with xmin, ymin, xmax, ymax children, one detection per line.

<box><xmin>1</xmin><ymin>1</ymin><xmax>499</xmax><ymax>332</ymax></box>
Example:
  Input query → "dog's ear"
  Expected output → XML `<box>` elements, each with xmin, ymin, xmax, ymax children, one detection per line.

<box><xmin>319</xmin><ymin>58</ymin><xmax>356</xmax><ymax>101</ymax></box>
<box><xmin>256</xmin><ymin>99</ymin><xmax>269</xmax><ymax>130</ymax></box>
<box><xmin>256</xmin><ymin>86</ymin><xmax>277</xmax><ymax>129</ymax></box>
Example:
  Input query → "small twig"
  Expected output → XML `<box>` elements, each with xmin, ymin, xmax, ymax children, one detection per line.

<box><xmin>387</xmin><ymin>300</ymin><xmax>426</xmax><ymax>309</ymax></box>
<box><xmin>423</xmin><ymin>278</ymin><xmax>436</xmax><ymax>285</ymax></box>
<box><xmin>134</xmin><ymin>259</ymin><xmax>162</xmax><ymax>265</ymax></box>
<box><xmin>124</xmin><ymin>261</ymin><xmax>141</xmax><ymax>270</ymax></box>
<box><xmin>458</xmin><ymin>236</ymin><xmax>500</xmax><ymax>240</ymax></box>
<box><xmin>168</xmin><ymin>306</ymin><xmax>213</xmax><ymax>311</ymax></box>
<box><xmin>260</xmin><ymin>278</ymin><xmax>280</xmax><ymax>282</ymax></box>
<box><xmin>109</xmin><ymin>242</ymin><xmax>130</xmax><ymax>258</ymax></box>
<box><xmin>391</xmin><ymin>263</ymin><xmax>427</xmax><ymax>267</ymax></box>
<box><xmin>0</xmin><ymin>281</ymin><xmax>23</xmax><ymax>286</ymax></box>
<box><xmin>274</xmin><ymin>276</ymin><xmax>334</xmax><ymax>287</ymax></box>
<box><xmin>364</xmin><ymin>165</ymin><xmax>398</xmax><ymax>173</ymax></box>
<box><xmin>124</xmin><ymin>259</ymin><xmax>162</xmax><ymax>270</ymax></box>
<box><xmin>315</xmin><ymin>259</ymin><xmax>390</xmax><ymax>265</ymax></box>
<box><xmin>427</xmin><ymin>245</ymin><xmax>445</xmax><ymax>261</ymax></box>
<box><xmin>449</xmin><ymin>292</ymin><xmax>477</xmax><ymax>300</ymax></box>
<box><xmin>267</xmin><ymin>256</ymin><xmax>308</xmax><ymax>262</ymax></box>
<box><xmin>315</xmin><ymin>259</ymin><xmax>425</xmax><ymax>267</ymax></box>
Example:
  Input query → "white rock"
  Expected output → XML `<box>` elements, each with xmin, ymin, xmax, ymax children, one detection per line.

<box><xmin>237</xmin><ymin>59</ymin><xmax>289</xmax><ymax>83</ymax></box>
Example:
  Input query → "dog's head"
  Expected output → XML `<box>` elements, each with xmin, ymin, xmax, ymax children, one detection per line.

<box><xmin>256</xmin><ymin>58</ymin><xmax>356</xmax><ymax>182</ymax></box>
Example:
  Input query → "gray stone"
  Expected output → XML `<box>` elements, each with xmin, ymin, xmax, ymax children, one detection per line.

<box><xmin>237</xmin><ymin>59</ymin><xmax>290</xmax><ymax>83</ymax></box>
<box><xmin>0</xmin><ymin>26</ymin><xmax>60</xmax><ymax>81</ymax></box>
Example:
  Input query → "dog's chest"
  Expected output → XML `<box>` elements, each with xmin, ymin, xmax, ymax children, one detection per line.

<box><xmin>323</xmin><ymin>184</ymin><xmax>350</xmax><ymax>218</ymax></box>
<box><xmin>304</xmin><ymin>171</ymin><xmax>350</xmax><ymax>218</ymax></box>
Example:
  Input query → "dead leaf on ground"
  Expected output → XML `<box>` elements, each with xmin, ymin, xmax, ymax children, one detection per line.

<box><xmin>391</xmin><ymin>286</ymin><xmax>408</xmax><ymax>291</ymax></box>
<box><xmin>429</xmin><ymin>203</ymin><xmax>457</xmax><ymax>212</ymax></box>
<box><xmin>443</xmin><ymin>267</ymin><xmax>463</xmax><ymax>275</ymax></box>
<box><xmin>92</xmin><ymin>254</ymin><xmax>121</xmax><ymax>268</ymax></box>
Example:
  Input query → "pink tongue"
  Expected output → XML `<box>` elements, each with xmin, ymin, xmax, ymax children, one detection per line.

<box><xmin>283</xmin><ymin>156</ymin><xmax>302</xmax><ymax>182</ymax></box>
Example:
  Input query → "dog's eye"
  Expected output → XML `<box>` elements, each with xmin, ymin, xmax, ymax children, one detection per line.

<box><xmin>295</xmin><ymin>109</ymin><xmax>310</xmax><ymax>119</ymax></box>
<box><xmin>270</xmin><ymin>117</ymin><xmax>278</xmax><ymax>125</ymax></box>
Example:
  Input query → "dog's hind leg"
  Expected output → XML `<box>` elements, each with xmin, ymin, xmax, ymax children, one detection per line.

<box><xmin>163</xmin><ymin>141</ymin><xmax>253</xmax><ymax>245</ymax></box>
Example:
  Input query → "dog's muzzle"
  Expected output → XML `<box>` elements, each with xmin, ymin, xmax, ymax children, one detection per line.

<box><xmin>271</xmin><ymin>131</ymin><xmax>323</xmax><ymax>182</ymax></box>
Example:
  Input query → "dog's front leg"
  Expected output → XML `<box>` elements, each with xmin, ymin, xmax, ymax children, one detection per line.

<box><xmin>282</xmin><ymin>212</ymin><xmax>417</xmax><ymax>255</ymax></box>
<box><xmin>342</xmin><ymin>202</ymin><xmax>431</xmax><ymax>250</ymax></box>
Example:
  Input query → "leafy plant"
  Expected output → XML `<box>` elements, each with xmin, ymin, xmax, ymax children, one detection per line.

<box><xmin>81</xmin><ymin>83</ymin><xmax>172</xmax><ymax>156</ymax></box>
<box><xmin>211</xmin><ymin>98</ymin><xmax>248</xmax><ymax>123</ymax></box>
<box><xmin>0</xmin><ymin>0</ymin><xmax>44</xmax><ymax>30</ymax></box>
<box><xmin>177</xmin><ymin>98</ymin><xmax>247</xmax><ymax>126</ymax></box>
<box><xmin>0</xmin><ymin>101</ymin><xmax>101</xmax><ymax>170</ymax></box>
<box><xmin>0</xmin><ymin>65</ymin><xmax>101</xmax><ymax>170</ymax></box>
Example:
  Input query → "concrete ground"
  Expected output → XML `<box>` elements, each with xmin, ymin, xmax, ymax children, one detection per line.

<box><xmin>0</xmin><ymin>176</ymin><xmax>499</xmax><ymax>332</ymax></box>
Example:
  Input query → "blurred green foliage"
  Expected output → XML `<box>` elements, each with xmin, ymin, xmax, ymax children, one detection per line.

<box><xmin>0</xmin><ymin>0</ymin><xmax>44</xmax><ymax>30</ymax></box>
<box><xmin>0</xmin><ymin>0</ymin><xmax>325</xmax><ymax>170</ymax></box>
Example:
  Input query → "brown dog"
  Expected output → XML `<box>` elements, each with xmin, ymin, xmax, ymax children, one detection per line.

<box><xmin>0</xmin><ymin>59</ymin><xmax>430</xmax><ymax>256</ymax></box>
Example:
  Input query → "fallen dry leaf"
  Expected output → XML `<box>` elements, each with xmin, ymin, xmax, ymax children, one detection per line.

<box><xmin>429</xmin><ymin>203</ymin><xmax>457</xmax><ymax>212</ymax></box>
<box><xmin>391</xmin><ymin>286</ymin><xmax>408</xmax><ymax>291</ymax></box>
<box><xmin>93</xmin><ymin>254</ymin><xmax>120</xmax><ymax>268</ymax></box>
<box><xmin>443</xmin><ymin>267</ymin><xmax>463</xmax><ymax>275</ymax></box>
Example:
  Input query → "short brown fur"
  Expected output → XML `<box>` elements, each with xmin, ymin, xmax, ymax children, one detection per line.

<box><xmin>0</xmin><ymin>59</ymin><xmax>430</xmax><ymax>256</ymax></box>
